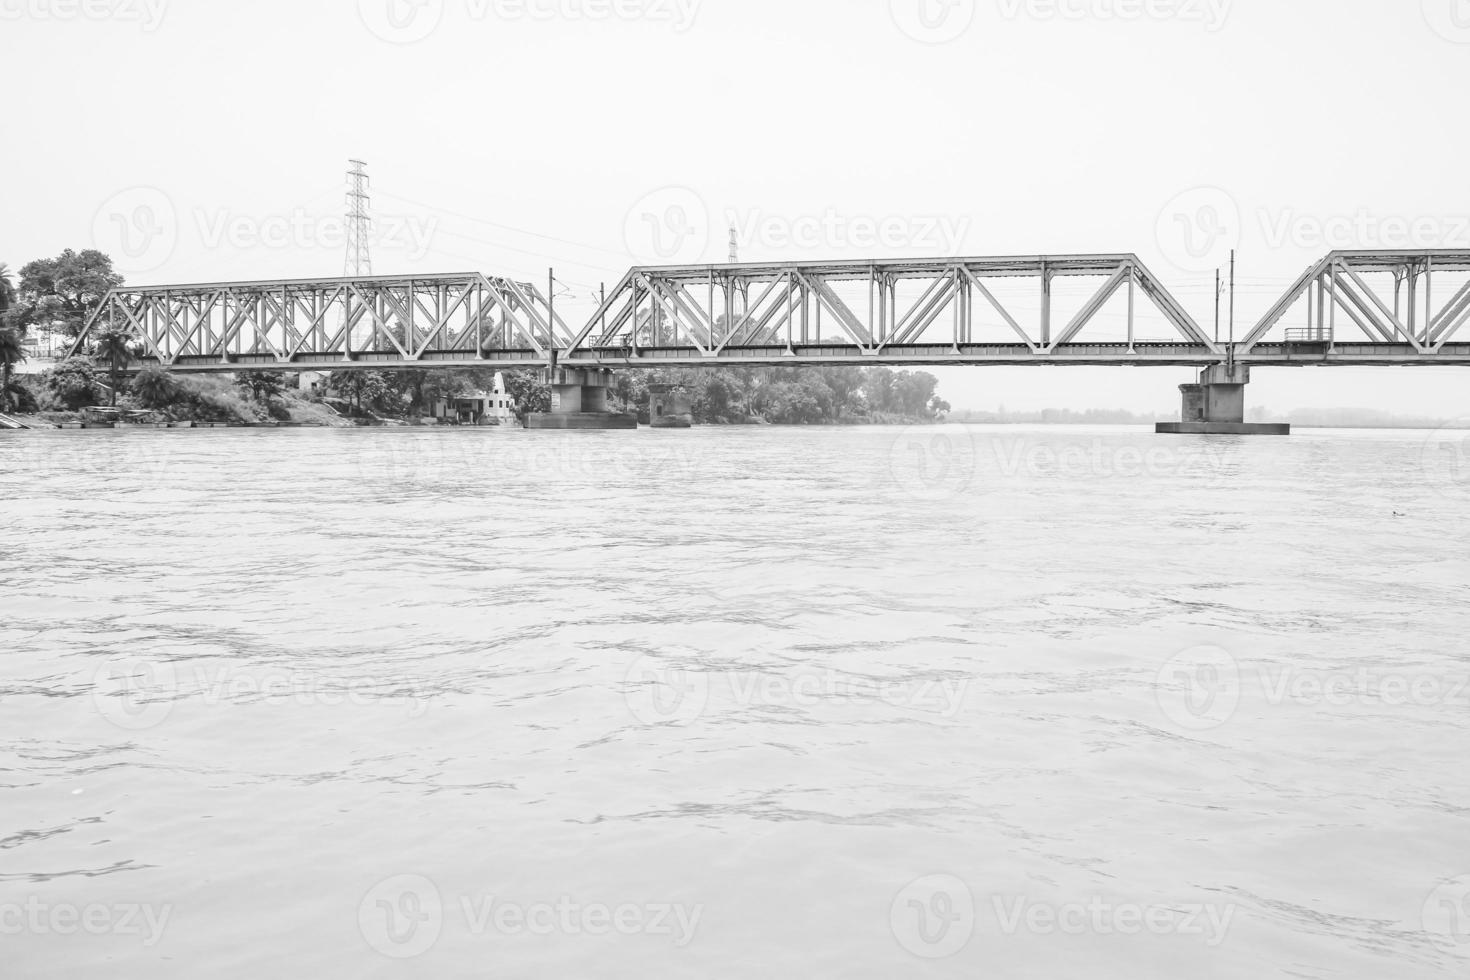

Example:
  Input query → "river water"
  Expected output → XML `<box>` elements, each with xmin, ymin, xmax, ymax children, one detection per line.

<box><xmin>1</xmin><ymin>424</ymin><xmax>1468</xmax><ymax>978</ymax></box>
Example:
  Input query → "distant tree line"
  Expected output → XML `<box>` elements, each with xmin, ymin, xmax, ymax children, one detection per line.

<box><xmin>949</xmin><ymin>407</ymin><xmax>1161</xmax><ymax>425</ymax></box>
<box><xmin>610</xmin><ymin>366</ymin><xmax>950</xmax><ymax>424</ymax></box>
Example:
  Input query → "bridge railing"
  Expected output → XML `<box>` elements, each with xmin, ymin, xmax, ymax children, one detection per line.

<box><xmin>1283</xmin><ymin>327</ymin><xmax>1333</xmax><ymax>344</ymax></box>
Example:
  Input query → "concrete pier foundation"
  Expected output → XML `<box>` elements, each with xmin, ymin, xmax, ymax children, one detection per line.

<box><xmin>525</xmin><ymin>367</ymin><xmax>638</xmax><ymax>430</ymax></box>
<box><xmin>647</xmin><ymin>384</ymin><xmax>693</xmax><ymax>428</ymax></box>
<box><xmin>1156</xmin><ymin>364</ymin><xmax>1290</xmax><ymax>435</ymax></box>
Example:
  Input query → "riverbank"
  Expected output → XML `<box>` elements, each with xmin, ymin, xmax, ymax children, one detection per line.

<box><xmin>3</xmin><ymin>416</ymin><xmax>943</xmax><ymax>431</ymax></box>
<box><xmin>1</xmin><ymin>401</ymin><xmax>350</xmax><ymax>429</ymax></box>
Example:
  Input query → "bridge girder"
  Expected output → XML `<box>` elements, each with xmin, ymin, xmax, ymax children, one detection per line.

<box><xmin>69</xmin><ymin>272</ymin><xmax>572</xmax><ymax>371</ymax></box>
<box><xmin>1242</xmin><ymin>249</ymin><xmax>1470</xmax><ymax>355</ymax></box>
<box><xmin>565</xmin><ymin>254</ymin><xmax>1221</xmax><ymax>362</ymax></box>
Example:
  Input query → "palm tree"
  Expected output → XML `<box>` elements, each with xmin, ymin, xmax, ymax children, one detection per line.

<box><xmin>0</xmin><ymin>264</ymin><xmax>16</xmax><ymax>319</ymax></box>
<box><xmin>131</xmin><ymin>365</ymin><xmax>178</xmax><ymax>409</ymax></box>
<box><xmin>0</xmin><ymin>326</ymin><xmax>25</xmax><ymax>413</ymax></box>
<box><xmin>93</xmin><ymin>327</ymin><xmax>133</xmax><ymax>407</ymax></box>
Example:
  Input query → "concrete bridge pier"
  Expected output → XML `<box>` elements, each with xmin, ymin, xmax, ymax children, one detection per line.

<box><xmin>525</xmin><ymin>367</ymin><xmax>638</xmax><ymax>430</ymax></box>
<box><xmin>647</xmin><ymin>384</ymin><xmax>693</xmax><ymax>428</ymax></box>
<box><xmin>1156</xmin><ymin>364</ymin><xmax>1291</xmax><ymax>435</ymax></box>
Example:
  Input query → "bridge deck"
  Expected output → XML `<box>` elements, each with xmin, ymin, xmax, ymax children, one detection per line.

<box><xmin>121</xmin><ymin>341</ymin><xmax>1470</xmax><ymax>373</ymax></box>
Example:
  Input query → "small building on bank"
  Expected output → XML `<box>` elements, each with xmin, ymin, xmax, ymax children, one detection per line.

<box><xmin>15</xmin><ymin>327</ymin><xmax>69</xmax><ymax>375</ymax></box>
<box><xmin>430</xmin><ymin>372</ymin><xmax>519</xmax><ymax>425</ymax></box>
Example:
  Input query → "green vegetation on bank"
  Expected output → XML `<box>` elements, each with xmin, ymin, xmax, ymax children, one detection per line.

<box><xmin>608</xmin><ymin>366</ymin><xmax>949</xmax><ymax>424</ymax></box>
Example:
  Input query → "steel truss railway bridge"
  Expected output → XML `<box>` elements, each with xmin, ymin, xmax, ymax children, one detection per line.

<box><xmin>72</xmin><ymin>250</ymin><xmax>1470</xmax><ymax>371</ymax></box>
<box><xmin>68</xmin><ymin>249</ymin><xmax>1470</xmax><ymax>430</ymax></box>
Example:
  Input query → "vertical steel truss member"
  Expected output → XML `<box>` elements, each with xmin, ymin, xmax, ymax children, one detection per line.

<box><xmin>563</xmin><ymin>254</ymin><xmax>1220</xmax><ymax>365</ymax></box>
<box><xmin>70</xmin><ymin>273</ymin><xmax>573</xmax><ymax>371</ymax></box>
<box><xmin>1241</xmin><ymin>250</ymin><xmax>1470</xmax><ymax>358</ymax></box>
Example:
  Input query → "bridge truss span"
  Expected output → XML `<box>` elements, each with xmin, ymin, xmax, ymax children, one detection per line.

<box><xmin>563</xmin><ymin>254</ymin><xmax>1223</xmax><ymax>366</ymax></box>
<box><xmin>1240</xmin><ymin>250</ymin><xmax>1470</xmax><ymax>364</ymax></box>
<box><xmin>70</xmin><ymin>272</ymin><xmax>571</xmax><ymax>372</ymax></box>
<box><xmin>65</xmin><ymin>249</ymin><xmax>1470</xmax><ymax>373</ymax></box>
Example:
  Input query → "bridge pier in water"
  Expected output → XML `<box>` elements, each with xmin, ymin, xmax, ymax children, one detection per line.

<box><xmin>524</xmin><ymin>367</ymin><xmax>638</xmax><ymax>430</ymax></box>
<box><xmin>1156</xmin><ymin>364</ymin><xmax>1290</xmax><ymax>435</ymax></box>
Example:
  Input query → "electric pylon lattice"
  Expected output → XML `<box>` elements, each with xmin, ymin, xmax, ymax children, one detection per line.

<box><xmin>345</xmin><ymin>159</ymin><xmax>372</xmax><ymax>277</ymax></box>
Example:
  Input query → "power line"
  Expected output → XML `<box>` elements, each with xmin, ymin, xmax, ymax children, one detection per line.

<box><xmin>375</xmin><ymin>189</ymin><xmax>635</xmax><ymax>263</ymax></box>
<box><xmin>418</xmin><ymin>226</ymin><xmax>625</xmax><ymax>282</ymax></box>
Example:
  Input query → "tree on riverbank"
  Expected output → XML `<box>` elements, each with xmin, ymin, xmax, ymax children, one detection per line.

<box><xmin>234</xmin><ymin>371</ymin><xmax>287</xmax><ymax>404</ymax></box>
<box><xmin>328</xmin><ymin>371</ymin><xmax>390</xmax><ymax>417</ymax></box>
<box><xmin>10</xmin><ymin>250</ymin><xmax>123</xmax><ymax>338</ymax></box>
<box><xmin>131</xmin><ymin>366</ymin><xmax>180</xmax><ymax>409</ymax></box>
<box><xmin>41</xmin><ymin>358</ymin><xmax>103</xmax><ymax>411</ymax></box>
<box><xmin>606</xmin><ymin>365</ymin><xmax>949</xmax><ymax>425</ymax></box>
<box><xmin>501</xmin><ymin>370</ymin><xmax>550</xmax><ymax>419</ymax></box>
<box><xmin>0</xmin><ymin>264</ymin><xmax>16</xmax><ymax>322</ymax></box>
<box><xmin>93</xmin><ymin>327</ymin><xmax>133</xmax><ymax>407</ymax></box>
<box><xmin>0</xmin><ymin>327</ymin><xmax>25</xmax><ymax>412</ymax></box>
<box><xmin>127</xmin><ymin>369</ymin><xmax>265</xmax><ymax>423</ymax></box>
<box><xmin>1</xmin><ymin>265</ymin><xmax>26</xmax><ymax>410</ymax></box>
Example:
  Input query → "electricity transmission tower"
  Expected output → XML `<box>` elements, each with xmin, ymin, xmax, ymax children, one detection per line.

<box><xmin>345</xmin><ymin>159</ymin><xmax>372</xmax><ymax>277</ymax></box>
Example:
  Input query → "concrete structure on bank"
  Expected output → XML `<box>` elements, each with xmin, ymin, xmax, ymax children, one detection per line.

<box><xmin>1156</xmin><ymin>364</ymin><xmax>1290</xmax><ymax>435</ymax></box>
<box><xmin>430</xmin><ymin>372</ymin><xmax>518</xmax><ymax>425</ymax></box>
<box><xmin>525</xmin><ymin>367</ymin><xmax>637</xmax><ymax>430</ymax></box>
<box><xmin>647</xmin><ymin>384</ymin><xmax>693</xmax><ymax>428</ymax></box>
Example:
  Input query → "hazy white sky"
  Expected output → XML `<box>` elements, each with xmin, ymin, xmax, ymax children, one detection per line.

<box><xmin>4</xmin><ymin>0</ymin><xmax>1469</xmax><ymax>414</ymax></box>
